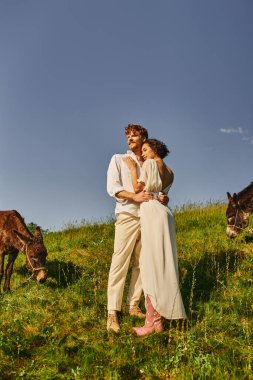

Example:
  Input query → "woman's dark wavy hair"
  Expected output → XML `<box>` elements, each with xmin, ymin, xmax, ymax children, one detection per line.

<box><xmin>143</xmin><ymin>139</ymin><xmax>170</xmax><ymax>159</ymax></box>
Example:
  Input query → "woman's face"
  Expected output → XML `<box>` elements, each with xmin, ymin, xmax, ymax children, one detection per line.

<box><xmin>141</xmin><ymin>143</ymin><xmax>157</xmax><ymax>160</ymax></box>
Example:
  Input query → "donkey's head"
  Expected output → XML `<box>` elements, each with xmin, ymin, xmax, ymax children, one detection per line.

<box><xmin>226</xmin><ymin>192</ymin><xmax>250</xmax><ymax>238</ymax></box>
<box><xmin>14</xmin><ymin>227</ymin><xmax>47</xmax><ymax>283</ymax></box>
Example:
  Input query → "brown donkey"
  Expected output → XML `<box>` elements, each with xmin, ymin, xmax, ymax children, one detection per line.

<box><xmin>0</xmin><ymin>210</ymin><xmax>47</xmax><ymax>291</ymax></box>
<box><xmin>226</xmin><ymin>183</ymin><xmax>253</xmax><ymax>238</ymax></box>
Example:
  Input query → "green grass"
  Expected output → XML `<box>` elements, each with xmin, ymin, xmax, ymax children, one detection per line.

<box><xmin>0</xmin><ymin>203</ymin><xmax>252</xmax><ymax>379</ymax></box>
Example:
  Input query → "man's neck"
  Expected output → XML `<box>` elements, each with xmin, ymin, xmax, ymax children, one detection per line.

<box><xmin>131</xmin><ymin>149</ymin><xmax>143</xmax><ymax>164</ymax></box>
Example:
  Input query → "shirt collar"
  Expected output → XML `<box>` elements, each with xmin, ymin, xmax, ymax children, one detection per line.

<box><xmin>126</xmin><ymin>150</ymin><xmax>142</xmax><ymax>167</ymax></box>
<box><xmin>126</xmin><ymin>150</ymin><xmax>136</xmax><ymax>157</ymax></box>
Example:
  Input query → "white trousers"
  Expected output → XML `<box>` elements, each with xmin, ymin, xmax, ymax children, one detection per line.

<box><xmin>107</xmin><ymin>212</ymin><xmax>143</xmax><ymax>311</ymax></box>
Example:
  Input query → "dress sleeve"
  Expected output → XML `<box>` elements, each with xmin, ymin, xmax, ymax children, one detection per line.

<box><xmin>138</xmin><ymin>159</ymin><xmax>162</xmax><ymax>192</ymax></box>
<box><xmin>138</xmin><ymin>159</ymin><xmax>151</xmax><ymax>185</ymax></box>
<box><xmin>138</xmin><ymin>160</ymin><xmax>150</xmax><ymax>184</ymax></box>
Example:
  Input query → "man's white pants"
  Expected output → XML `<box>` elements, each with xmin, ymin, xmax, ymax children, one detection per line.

<box><xmin>107</xmin><ymin>212</ymin><xmax>143</xmax><ymax>311</ymax></box>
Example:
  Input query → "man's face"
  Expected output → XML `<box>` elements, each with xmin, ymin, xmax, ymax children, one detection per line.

<box><xmin>126</xmin><ymin>131</ymin><xmax>143</xmax><ymax>151</ymax></box>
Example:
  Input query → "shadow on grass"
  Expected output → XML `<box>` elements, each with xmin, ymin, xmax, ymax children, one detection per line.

<box><xmin>16</xmin><ymin>259</ymin><xmax>83</xmax><ymax>289</ymax></box>
<box><xmin>180</xmin><ymin>249</ymin><xmax>245</xmax><ymax>321</ymax></box>
<box><xmin>46</xmin><ymin>259</ymin><xmax>83</xmax><ymax>288</ymax></box>
<box><xmin>244</xmin><ymin>235</ymin><xmax>253</xmax><ymax>243</ymax></box>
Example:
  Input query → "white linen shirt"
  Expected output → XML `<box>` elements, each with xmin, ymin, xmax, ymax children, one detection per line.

<box><xmin>107</xmin><ymin>150</ymin><xmax>142</xmax><ymax>217</ymax></box>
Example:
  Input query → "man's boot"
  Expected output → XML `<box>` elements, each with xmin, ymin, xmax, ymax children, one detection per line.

<box><xmin>107</xmin><ymin>313</ymin><xmax>120</xmax><ymax>333</ymax></box>
<box><xmin>126</xmin><ymin>303</ymin><xmax>146</xmax><ymax>318</ymax></box>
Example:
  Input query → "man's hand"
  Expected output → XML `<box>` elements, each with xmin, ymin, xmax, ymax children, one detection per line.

<box><xmin>157</xmin><ymin>193</ymin><xmax>169</xmax><ymax>205</ymax></box>
<box><xmin>133</xmin><ymin>191</ymin><xmax>153</xmax><ymax>203</ymax></box>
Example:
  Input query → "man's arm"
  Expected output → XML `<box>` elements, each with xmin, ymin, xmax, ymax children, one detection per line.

<box><xmin>116</xmin><ymin>190</ymin><xmax>153</xmax><ymax>203</ymax></box>
<box><xmin>107</xmin><ymin>155</ymin><xmax>153</xmax><ymax>203</ymax></box>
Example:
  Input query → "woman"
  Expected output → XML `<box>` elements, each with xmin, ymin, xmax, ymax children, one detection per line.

<box><xmin>125</xmin><ymin>139</ymin><xmax>186</xmax><ymax>337</ymax></box>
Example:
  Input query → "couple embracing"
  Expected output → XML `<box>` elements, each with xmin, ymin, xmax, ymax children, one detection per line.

<box><xmin>107</xmin><ymin>124</ymin><xmax>186</xmax><ymax>336</ymax></box>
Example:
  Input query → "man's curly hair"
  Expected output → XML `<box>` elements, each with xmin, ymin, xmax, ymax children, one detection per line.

<box><xmin>125</xmin><ymin>124</ymin><xmax>148</xmax><ymax>140</ymax></box>
<box><xmin>144</xmin><ymin>139</ymin><xmax>170</xmax><ymax>159</ymax></box>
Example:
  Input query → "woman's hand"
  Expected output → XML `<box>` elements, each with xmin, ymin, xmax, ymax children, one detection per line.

<box><xmin>124</xmin><ymin>156</ymin><xmax>137</xmax><ymax>171</ymax></box>
<box><xmin>157</xmin><ymin>193</ymin><xmax>169</xmax><ymax>205</ymax></box>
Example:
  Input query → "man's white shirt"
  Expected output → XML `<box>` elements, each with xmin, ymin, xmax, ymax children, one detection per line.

<box><xmin>107</xmin><ymin>150</ymin><xmax>141</xmax><ymax>217</ymax></box>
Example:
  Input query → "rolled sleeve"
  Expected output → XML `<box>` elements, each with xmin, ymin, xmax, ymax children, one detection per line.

<box><xmin>107</xmin><ymin>155</ymin><xmax>125</xmax><ymax>199</ymax></box>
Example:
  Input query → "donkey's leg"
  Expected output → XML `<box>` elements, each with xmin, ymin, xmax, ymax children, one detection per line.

<box><xmin>0</xmin><ymin>253</ymin><xmax>5</xmax><ymax>292</ymax></box>
<box><xmin>3</xmin><ymin>251</ymin><xmax>18</xmax><ymax>291</ymax></box>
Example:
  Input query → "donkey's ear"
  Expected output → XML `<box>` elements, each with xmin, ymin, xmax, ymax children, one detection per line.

<box><xmin>34</xmin><ymin>226</ymin><xmax>43</xmax><ymax>241</ymax></box>
<box><xmin>232</xmin><ymin>193</ymin><xmax>238</xmax><ymax>202</ymax></box>
<box><xmin>14</xmin><ymin>230</ymin><xmax>32</xmax><ymax>244</ymax></box>
<box><xmin>227</xmin><ymin>192</ymin><xmax>232</xmax><ymax>201</ymax></box>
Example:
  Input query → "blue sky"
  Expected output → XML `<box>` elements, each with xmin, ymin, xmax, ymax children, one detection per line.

<box><xmin>0</xmin><ymin>0</ymin><xmax>252</xmax><ymax>230</ymax></box>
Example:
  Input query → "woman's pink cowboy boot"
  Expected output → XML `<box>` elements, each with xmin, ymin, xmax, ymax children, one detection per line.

<box><xmin>133</xmin><ymin>296</ymin><xmax>163</xmax><ymax>337</ymax></box>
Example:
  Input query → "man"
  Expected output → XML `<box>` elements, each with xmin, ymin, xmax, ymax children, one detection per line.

<box><xmin>106</xmin><ymin>124</ymin><xmax>167</xmax><ymax>332</ymax></box>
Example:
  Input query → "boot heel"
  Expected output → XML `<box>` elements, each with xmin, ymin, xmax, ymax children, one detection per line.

<box><xmin>154</xmin><ymin>323</ymin><xmax>164</xmax><ymax>333</ymax></box>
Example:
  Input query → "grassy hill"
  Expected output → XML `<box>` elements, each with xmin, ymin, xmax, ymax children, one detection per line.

<box><xmin>0</xmin><ymin>203</ymin><xmax>252</xmax><ymax>379</ymax></box>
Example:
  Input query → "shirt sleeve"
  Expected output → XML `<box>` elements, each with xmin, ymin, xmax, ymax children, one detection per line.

<box><xmin>107</xmin><ymin>155</ymin><xmax>125</xmax><ymax>199</ymax></box>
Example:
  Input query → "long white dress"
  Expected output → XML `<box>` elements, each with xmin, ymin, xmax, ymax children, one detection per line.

<box><xmin>139</xmin><ymin>159</ymin><xmax>186</xmax><ymax>319</ymax></box>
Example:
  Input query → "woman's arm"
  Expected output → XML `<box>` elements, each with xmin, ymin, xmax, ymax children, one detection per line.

<box><xmin>124</xmin><ymin>157</ymin><xmax>144</xmax><ymax>193</ymax></box>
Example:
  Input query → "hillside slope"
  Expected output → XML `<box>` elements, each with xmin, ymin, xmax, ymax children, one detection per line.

<box><xmin>0</xmin><ymin>204</ymin><xmax>252</xmax><ymax>379</ymax></box>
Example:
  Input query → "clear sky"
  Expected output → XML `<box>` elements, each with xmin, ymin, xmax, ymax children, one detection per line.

<box><xmin>1</xmin><ymin>0</ymin><xmax>252</xmax><ymax>230</ymax></box>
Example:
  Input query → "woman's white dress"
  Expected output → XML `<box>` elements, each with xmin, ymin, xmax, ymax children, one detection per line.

<box><xmin>139</xmin><ymin>159</ymin><xmax>186</xmax><ymax>319</ymax></box>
